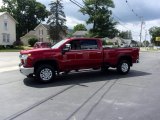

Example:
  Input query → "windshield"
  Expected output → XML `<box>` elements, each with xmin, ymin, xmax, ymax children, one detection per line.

<box><xmin>51</xmin><ymin>39</ymin><xmax>68</xmax><ymax>49</ymax></box>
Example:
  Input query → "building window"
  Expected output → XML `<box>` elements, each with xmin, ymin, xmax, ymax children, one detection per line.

<box><xmin>2</xmin><ymin>33</ymin><xmax>10</xmax><ymax>42</ymax></box>
<box><xmin>41</xmin><ymin>29</ymin><xmax>43</xmax><ymax>35</ymax></box>
<box><xmin>3</xmin><ymin>33</ymin><xmax>6</xmax><ymax>42</ymax></box>
<box><xmin>4</xmin><ymin>21</ymin><xmax>8</xmax><ymax>31</ymax></box>
<box><xmin>39</xmin><ymin>29</ymin><xmax>43</xmax><ymax>35</ymax></box>
<box><xmin>7</xmin><ymin>34</ymin><xmax>10</xmax><ymax>42</ymax></box>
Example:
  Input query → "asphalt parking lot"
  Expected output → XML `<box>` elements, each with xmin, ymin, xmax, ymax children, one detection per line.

<box><xmin>0</xmin><ymin>52</ymin><xmax>160</xmax><ymax>120</ymax></box>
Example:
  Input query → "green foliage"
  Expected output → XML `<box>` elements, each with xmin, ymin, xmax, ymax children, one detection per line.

<box><xmin>119</xmin><ymin>30</ymin><xmax>132</xmax><ymax>39</ymax></box>
<box><xmin>13</xmin><ymin>41</ymin><xmax>24</xmax><ymax>46</ymax></box>
<box><xmin>80</xmin><ymin>0</ymin><xmax>118</xmax><ymax>38</ymax></box>
<box><xmin>143</xmin><ymin>40</ymin><xmax>150</xmax><ymax>47</ymax></box>
<box><xmin>28</xmin><ymin>38</ymin><xmax>38</xmax><ymax>47</ymax></box>
<box><xmin>102</xmin><ymin>40</ymin><xmax>113</xmax><ymax>45</ymax></box>
<box><xmin>73</xmin><ymin>24</ymin><xmax>87</xmax><ymax>32</ymax></box>
<box><xmin>149</xmin><ymin>26</ymin><xmax>160</xmax><ymax>46</ymax></box>
<box><xmin>0</xmin><ymin>45</ymin><xmax>24</xmax><ymax>50</ymax></box>
<box><xmin>47</xmin><ymin>0</ymin><xmax>67</xmax><ymax>41</ymax></box>
<box><xmin>0</xmin><ymin>0</ymin><xmax>49</xmax><ymax>40</ymax></box>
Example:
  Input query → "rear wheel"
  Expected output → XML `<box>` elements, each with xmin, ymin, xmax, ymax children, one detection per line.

<box><xmin>35</xmin><ymin>64</ymin><xmax>55</xmax><ymax>83</ymax></box>
<box><xmin>117</xmin><ymin>60</ymin><xmax>130</xmax><ymax>74</ymax></box>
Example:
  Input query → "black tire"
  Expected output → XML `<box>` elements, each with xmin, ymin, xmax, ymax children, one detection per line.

<box><xmin>35</xmin><ymin>64</ymin><xmax>55</xmax><ymax>83</ymax></box>
<box><xmin>101</xmin><ymin>66</ymin><xmax>109</xmax><ymax>72</ymax></box>
<box><xmin>63</xmin><ymin>70</ymin><xmax>70</xmax><ymax>75</ymax></box>
<box><xmin>27</xmin><ymin>74</ymin><xmax>34</xmax><ymax>78</ymax></box>
<box><xmin>117</xmin><ymin>60</ymin><xmax>130</xmax><ymax>75</ymax></box>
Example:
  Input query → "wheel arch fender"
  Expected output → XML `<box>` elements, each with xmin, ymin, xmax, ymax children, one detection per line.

<box><xmin>117</xmin><ymin>55</ymin><xmax>132</xmax><ymax>66</ymax></box>
<box><xmin>34</xmin><ymin>59</ymin><xmax>59</xmax><ymax>73</ymax></box>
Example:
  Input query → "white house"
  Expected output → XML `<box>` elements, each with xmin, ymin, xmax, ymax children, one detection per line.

<box><xmin>72</xmin><ymin>31</ymin><xmax>88</xmax><ymax>38</ymax></box>
<box><xmin>0</xmin><ymin>12</ymin><xmax>17</xmax><ymax>45</ymax></box>
<box><xmin>21</xmin><ymin>23</ymin><xmax>50</xmax><ymax>45</ymax></box>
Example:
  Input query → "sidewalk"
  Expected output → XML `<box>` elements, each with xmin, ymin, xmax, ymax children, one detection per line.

<box><xmin>140</xmin><ymin>47</ymin><xmax>160</xmax><ymax>52</ymax></box>
<box><xmin>0</xmin><ymin>52</ymin><xmax>19</xmax><ymax>73</ymax></box>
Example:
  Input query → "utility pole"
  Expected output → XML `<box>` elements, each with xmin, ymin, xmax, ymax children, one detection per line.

<box><xmin>55</xmin><ymin>0</ymin><xmax>58</xmax><ymax>42</ymax></box>
<box><xmin>139</xmin><ymin>17</ymin><xmax>144</xmax><ymax>47</ymax></box>
<box><xmin>144</xmin><ymin>30</ymin><xmax>148</xmax><ymax>49</ymax></box>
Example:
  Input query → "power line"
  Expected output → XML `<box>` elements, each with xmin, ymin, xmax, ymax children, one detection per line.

<box><xmin>124</xmin><ymin>0</ymin><xmax>143</xmax><ymax>20</ymax></box>
<box><xmin>69</xmin><ymin>0</ymin><xmax>83</xmax><ymax>8</ymax></box>
<box><xmin>112</xmin><ymin>13</ymin><xmax>139</xmax><ymax>34</ymax></box>
<box><xmin>70</xmin><ymin>0</ymin><xmax>141</xmax><ymax>37</ymax></box>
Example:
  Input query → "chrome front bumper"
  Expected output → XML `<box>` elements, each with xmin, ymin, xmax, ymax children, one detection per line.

<box><xmin>19</xmin><ymin>65</ymin><xmax>34</xmax><ymax>76</ymax></box>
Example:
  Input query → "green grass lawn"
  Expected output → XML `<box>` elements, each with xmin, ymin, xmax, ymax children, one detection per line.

<box><xmin>0</xmin><ymin>49</ymin><xmax>21</xmax><ymax>52</ymax></box>
<box><xmin>0</xmin><ymin>46</ymin><xmax>33</xmax><ymax>52</ymax></box>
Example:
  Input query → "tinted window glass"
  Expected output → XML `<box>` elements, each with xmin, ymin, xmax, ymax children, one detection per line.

<box><xmin>70</xmin><ymin>40</ymin><xmax>81</xmax><ymax>50</ymax></box>
<box><xmin>80</xmin><ymin>40</ymin><xmax>98</xmax><ymax>50</ymax></box>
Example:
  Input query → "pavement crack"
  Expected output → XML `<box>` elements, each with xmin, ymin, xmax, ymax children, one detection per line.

<box><xmin>4</xmin><ymin>85</ymin><xmax>76</xmax><ymax>120</ymax></box>
<box><xmin>65</xmin><ymin>80</ymin><xmax>111</xmax><ymax>120</ymax></box>
<box><xmin>116</xmin><ymin>82</ymin><xmax>146</xmax><ymax>88</ymax></box>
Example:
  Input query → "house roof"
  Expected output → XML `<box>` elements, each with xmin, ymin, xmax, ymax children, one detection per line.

<box><xmin>42</xmin><ymin>24</ymin><xmax>50</xmax><ymax>29</ymax></box>
<box><xmin>73</xmin><ymin>31</ymin><xmax>88</xmax><ymax>36</ymax></box>
<box><xmin>0</xmin><ymin>12</ymin><xmax>18</xmax><ymax>24</ymax></box>
<box><xmin>34</xmin><ymin>23</ymin><xmax>49</xmax><ymax>30</ymax></box>
<box><xmin>20</xmin><ymin>30</ymin><xmax>36</xmax><ymax>39</ymax></box>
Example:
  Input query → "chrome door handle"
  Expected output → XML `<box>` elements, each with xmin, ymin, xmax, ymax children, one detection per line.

<box><xmin>77</xmin><ymin>53</ymin><xmax>83</xmax><ymax>55</ymax></box>
<box><xmin>97</xmin><ymin>52</ymin><xmax>101</xmax><ymax>54</ymax></box>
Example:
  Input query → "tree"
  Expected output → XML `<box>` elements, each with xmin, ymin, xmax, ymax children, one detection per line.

<box><xmin>47</xmin><ymin>0</ymin><xmax>67</xmax><ymax>42</ymax></box>
<box><xmin>149</xmin><ymin>26</ymin><xmax>160</xmax><ymax>46</ymax></box>
<box><xmin>0</xmin><ymin>0</ymin><xmax>49</xmax><ymax>40</ymax></box>
<box><xmin>80</xmin><ymin>0</ymin><xmax>118</xmax><ymax>38</ymax></box>
<box><xmin>143</xmin><ymin>40</ymin><xmax>149</xmax><ymax>47</ymax></box>
<box><xmin>119</xmin><ymin>31</ymin><xmax>132</xmax><ymax>39</ymax></box>
<box><xmin>28</xmin><ymin>38</ymin><xmax>38</xmax><ymax>47</ymax></box>
<box><xmin>73</xmin><ymin>24</ymin><xmax>87</xmax><ymax>32</ymax></box>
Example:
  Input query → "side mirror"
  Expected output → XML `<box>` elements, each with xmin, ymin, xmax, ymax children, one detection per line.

<box><xmin>62</xmin><ymin>44</ymin><xmax>71</xmax><ymax>54</ymax></box>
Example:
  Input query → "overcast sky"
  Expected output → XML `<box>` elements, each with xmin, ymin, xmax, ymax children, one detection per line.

<box><xmin>0</xmin><ymin>0</ymin><xmax>160</xmax><ymax>41</ymax></box>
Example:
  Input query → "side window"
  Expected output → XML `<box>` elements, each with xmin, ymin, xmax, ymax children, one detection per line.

<box><xmin>4</xmin><ymin>21</ymin><xmax>8</xmax><ymax>31</ymax></box>
<box><xmin>70</xmin><ymin>40</ymin><xmax>81</xmax><ymax>50</ymax></box>
<box><xmin>80</xmin><ymin>40</ymin><xmax>98</xmax><ymax>50</ymax></box>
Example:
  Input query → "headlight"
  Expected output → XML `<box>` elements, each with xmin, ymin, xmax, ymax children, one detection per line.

<box><xmin>19</xmin><ymin>54</ymin><xmax>31</xmax><ymax>65</ymax></box>
<box><xmin>20</xmin><ymin>54</ymin><xmax>31</xmax><ymax>59</ymax></box>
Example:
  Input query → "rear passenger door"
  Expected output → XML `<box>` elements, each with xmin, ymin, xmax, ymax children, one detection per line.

<box><xmin>80</xmin><ymin>39</ymin><xmax>103</xmax><ymax>68</ymax></box>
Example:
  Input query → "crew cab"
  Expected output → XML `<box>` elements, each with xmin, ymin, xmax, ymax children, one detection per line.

<box><xmin>19</xmin><ymin>38</ymin><xmax>139</xmax><ymax>83</ymax></box>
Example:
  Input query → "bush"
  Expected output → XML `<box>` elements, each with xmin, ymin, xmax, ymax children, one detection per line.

<box><xmin>106</xmin><ymin>42</ymin><xmax>114</xmax><ymax>45</ymax></box>
<box><xmin>13</xmin><ymin>41</ymin><xmax>24</xmax><ymax>46</ymax></box>
<box><xmin>0</xmin><ymin>45</ymin><xmax>5</xmax><ymax>49</ymax></box>
<box><xmin>28</xmin><ymin>38</ymin><xmax>38</xmax><ymax>47</ymax></box>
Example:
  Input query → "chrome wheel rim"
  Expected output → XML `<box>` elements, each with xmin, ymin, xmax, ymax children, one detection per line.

<box><xmin>121</xmin><ymin>63</ymin><xmax>129</xmax><ymax>73</ymax></box>
<box><xmin>40</xmin><ymin>68</ymin><xmax>52</xmax><ymax>81</ymax></box>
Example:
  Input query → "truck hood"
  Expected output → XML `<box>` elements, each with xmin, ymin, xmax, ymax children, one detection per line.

<box><xmin>20</xmin><ymin>48</ymin><xmax>59</xmax><ymax>55</ymax></box>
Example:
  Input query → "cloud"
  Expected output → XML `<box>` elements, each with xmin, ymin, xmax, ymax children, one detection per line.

<box><xmin>0</xmin><ymin>0</ymin><xmax>2</xmax><ymax>6</ymax></box>
<box><xmin>116</xmin><ymin>18</ymin><xmax>160</xmax><ymax>41</ymax></box>
<box><xmin>1</xmin><ymin>0</ymin><xmax>158</xmax><ymax>41</ymax></box>
<box><xmin>66</xmin><ymin>16</ymin><xmax>85</xmax><ymax>29</ymax></box>
<box><xmin>112</xmin><ymin>0</ymin><xmax>160</xmax><ymax>22</ymax></box>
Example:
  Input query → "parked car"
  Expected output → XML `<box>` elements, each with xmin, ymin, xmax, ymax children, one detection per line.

<box><xmin>19</xmin><ymin>38</ymin><xmax>139</xmax><ymax>83</ymax></box>
<box><xmin>33</xmin><ymin>42</ymin><xmax>52</xmax><ymax>48</ymax></box>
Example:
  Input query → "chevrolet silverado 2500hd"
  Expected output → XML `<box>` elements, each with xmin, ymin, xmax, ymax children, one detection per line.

<box><xmin>19</xmin><ymin>38</ymin><xmax>139</xmax><ymax>83</ymax></box>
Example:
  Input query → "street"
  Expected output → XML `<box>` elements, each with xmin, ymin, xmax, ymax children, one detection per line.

<box><xmin>0</xmin><ymin>52</ymin><xmax>160</xmax><ymax>120</ymax></box>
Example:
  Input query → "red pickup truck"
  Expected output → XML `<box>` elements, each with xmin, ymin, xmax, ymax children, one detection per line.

<box><xmin>19</xmin><ymin>38</ymin><xmax>139</xmax><ymax>83</ymax></box>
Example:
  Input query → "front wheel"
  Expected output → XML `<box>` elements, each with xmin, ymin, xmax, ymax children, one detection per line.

<box><xmin>117</xmin><ymin>60</ymin><xmax>130</xmax><ymax>75</ymax></box>
<box><xmin>35</xmin><ymin>64</ymin><xmax>55</xmax><ymax>83</ymax></box>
